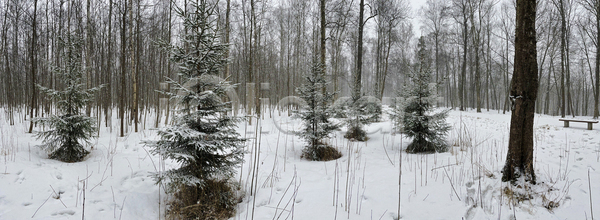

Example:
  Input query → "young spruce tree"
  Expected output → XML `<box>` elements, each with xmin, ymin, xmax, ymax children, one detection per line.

<box><xmin>294</xmin><ymin>63</ymin><xmax>341</xmax><ymax>161</ymax></box>
<box><xmin>144</xmin><ymin>1</ymin><xmax>244</xmax><ymax>218</ymax></box>
<box><xmin>34</xmin><ymin>35</ymin><xmax>101</xmax><ymax>163</ymax></box>
<box><xmin>393</xmin><ymin>37</ymin><xmax>450</xmax><ymax>153</ymax></box>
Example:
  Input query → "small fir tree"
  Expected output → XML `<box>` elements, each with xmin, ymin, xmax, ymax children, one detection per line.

<box><xmin>344</xmin><ymin>100</ymin><xmax>370</xmax><ymax>141</ymax></box>
<box><xmin>393</xmin><ymin>37</ymin><xmax>450</xmax><ymax>153</ymax></box>
<box><xmin>34</xmin><ymin>35</ymin><xmax>101</xmax><ymax>163</ymax></box>
<box><xmin>294</xmin><ymin>63</ymin><xmax>341</xmax><ymax>161</ymax></box>
<box><xmin>144</xmin><ymin>1</ymin><xmax>244</xmax><ymax>218</ymax></box>
<box><xmin>343</xmin><ymin>91</ymin><xmax>382</xmax><ymax>142</ymax></box>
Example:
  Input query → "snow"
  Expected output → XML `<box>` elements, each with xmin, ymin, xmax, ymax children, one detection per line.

<box><xmin>1</xmin><ymin>108</ymin><xmax>599</xmax><ymax>219</ymax></box>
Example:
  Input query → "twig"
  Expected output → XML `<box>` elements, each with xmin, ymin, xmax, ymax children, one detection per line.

<box><xmin>112</xmin><ymin>186</ymin><xmax>116</xmax><ymax>218</ymax></box>
<box><xmin>398</xmin><ymin>132</ymin><xmax>402</xmax><ymax>220</ymax></box>
<box><xmin>431</xmin><ymin>162</ymin><xmax>461</xmax><ymax>171</ymax></box>
<box><xmin>382</xmin><ymin>139</ymin><xmax>394</xmax><ymax>165</ymax></box>
<box><xmin>82</xmin><ymin>181</ymin><xmax>86</xmax><ymax>220</ymax></box>
<box><xmin>443</xmin><ymin>167</ymin><xmax>461</xmax><ymax>201</ymax></box>
<box><xmin>31</xmin><ymin>193</ymin><xmax>53</xmax><ymax>218</ymax></box>
<box><xmin>378</xmin><ymin>210</ymin><xmax>387</xmax><ymax>220</ymax></box>
<box><xmin>589</xmin><ymin>169</ymin><xmax>594</xmax><ymax>220</ymax></box>
<box><xmin>119</xmin><ymin>196</ymin><xmax>127</xmax><ymax>220</ymax></box>
<box><xmin>49</xmin><ymin>185</ymin><xmax>67</xmax><ymax>208</ymax></box>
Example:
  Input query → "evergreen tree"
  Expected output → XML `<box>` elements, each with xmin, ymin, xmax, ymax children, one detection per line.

<box><xmin>342</xmin><ymin>97</ymin><xmax>381</xmax><ymax>141</ymax></box>
<box><xmin>144</xmin><ymin>1</ymin><xmax>244</xmax><ymax>218</ymax></box>
<box><xmin>393</xmin><ymin>37</ymin><xmax>450</xmax><ymax>153</ymax></box>
<box><xmin>34</xmin><ymin>35</ymin><xmax>101</xmax><ymax>163</ymax></box>
<box><xmin>294</xmin><ymin>63</ymin><xmax>341</xmax><ymax>161</ymax></box>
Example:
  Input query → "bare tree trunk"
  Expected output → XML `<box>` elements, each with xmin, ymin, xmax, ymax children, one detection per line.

<box><xmin>85</xmin><ymin>0</ymin><xmax>92</xmax><ymax>116</ymax></box>
<box><xmin>320</xmin><ymin>0</ymin><xmax>326</xmax><ymax>71</ymax></box>
<box><xmin>354</xmin><ymin>0</ymin><xmax>364</xmax><ymax>103</ymax></box>
<box><xmin>120</xmin><ymin>0</ymin><xmax>128</xmax><ymax>137</ymax></box>
<box><xmin>502</xmin><ymin>0</ymin><xmax>538</xmax><ymax>184</ymax></box>
<box><xmin>559</xmin><ymin>0</ymin><xmax>566</xmax><ymax>118</ymax></box>
<box><xmin>545</xmin><ymin>55</ymin><xmax>553</xmax><ymax>115</ymax></box>
<box><xmin>165</xmin><ymin>0</ymin><xmax>172</xmax><ymax>125</ymax></box>
<box><xmin>224</xmin><ymin>0</ymin><xmax>231</xmax><ymax>79</ymax></box>
<box><xmin>596</xmin><ymin>0</ymin><xmax>600</xmax><ymax>119</ymax></box>
<box><xmin>460</xmin><ymin>17</ymin><xmax>467</xmax><ymax>111</ymax></box>
<box><xmin>131</xmin><ymin>0</ymin><xmax>138</xmax><ymax>132</ymax></box>
<box><xmin>28</xmin><ymin>0</ymin><xmax>39</xmax><ymax>133</ymax></box>
<box><xmin>105</xmin><ymin>0</ymin><xmax>113</xmax><ymax>128</ymax></box>
<box><xmin>2</xmin><ymin>0</ymin><xmax>14</xmax><ymax>125</ymax></box>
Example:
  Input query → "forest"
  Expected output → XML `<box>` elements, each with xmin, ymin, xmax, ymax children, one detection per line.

<box><xmin>1</xmin><ymin>0</ymin><xmax>600</xmax><ymax>219</ymax></box>
<box><xmin>1</xmin><ymin>0</ymin><xmax>598</xmax><ymax>131</ymax></box>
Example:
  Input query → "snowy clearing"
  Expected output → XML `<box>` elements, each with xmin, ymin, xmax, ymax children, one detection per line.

<box><xmin>1</xmin><ymin>108</ymin><xmax>599</xmax><ymax>220</ymax></box>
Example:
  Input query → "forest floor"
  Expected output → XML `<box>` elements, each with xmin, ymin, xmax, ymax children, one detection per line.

<box><xmin>0</xmin><ymin>107</ymin><xmax>598</xmax><ymax>220</ymax></box>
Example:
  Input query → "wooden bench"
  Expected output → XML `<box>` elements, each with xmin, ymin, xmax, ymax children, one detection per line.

<box><xmin>559</xmin><ymin>118</ymin><xmax>599</xmax><ymax>130</ymax></box>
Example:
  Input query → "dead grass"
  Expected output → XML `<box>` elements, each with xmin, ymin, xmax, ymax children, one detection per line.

<box><xmin>167</xmin><ymin>179</ymin><xmax>240</xmax><ymax>220</ymax></box>
<box><xmin>301</xmin><ymin>143</ymin><xmax>342</xmax><ymax>161</ymax></box>
<box><xmin>344</xmin><ymin>127</ymin><xmax>369</xmax><ymax>142</ymax></box>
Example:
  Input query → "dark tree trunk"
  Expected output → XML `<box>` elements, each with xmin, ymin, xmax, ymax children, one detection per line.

<box><xmin>224</xmin><ymin>0</ymin><xmax>230</xmax><ymax>79</ymax></box>
<box><xmin>320</xmin><ymin>0</ymin><xmax>326</xmax><ymax>98</ymax></box>
<box><xmin>28</xmin><ymin>0</ymin><xmax>38</xmax><ymax>133</ymax></box>
<box><xmin>105</xmin><ymin>0</ymin><xmax>113</xmax><ymax>128</ymax></box>
<box><xmin>354</xmin><ymin>0</ymin><xmax>364</xmax><ymax>103</ymax></box>
<box><xmin>595</xmin><ymin>0</ymin><xmax>600</xmax><ymax>119</ymax></box>
<box><xmin>502</xmin><ymin>0</ymin><xmax>538</xmax><ymax>184</ymax></box>
<box><xmin>559</xmin><ymin>0</ymin><xmax>566</xmax><ymax>118</ymax></box>
<box><xmin>460</xmin><ymin>11</ymin><xmax>468</xmax><ymax>111</ymax></box>
<box><xmin>320</xmin><ymin>0</ymin><xmax>326</xmax><ymax>71</ymax></box>
<box><xmin>120</xmin><ymin>1</ymin><xmax>127</xmax><ymax>137</ymax></box>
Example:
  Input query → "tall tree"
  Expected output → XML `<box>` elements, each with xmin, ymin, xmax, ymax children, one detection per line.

<box><xmin>345</xmin><ymin>0</ymin><xmax>370</xmax><ymax>141</ymax></box>
<box><xmin>85</xmin><ymin>0</ymin><xmax>92</xmax><ymax>116</ymax></box>
<box><xmin>452</xmin><ymin>0</ymin><xmax>470</xmax><ymax>111</ymax></box>
<box><xmin>145</xmin><ymin>1</ymin><xmax>244</xmax><ymax>218</ymax></box>
<box><xmin>374</xmin><ymin>0</ymin><xmax>408</xmax><ymax>100</ymax></box>
<box><xmin>329</xmin><ymin>0</ymin><xmax>353</xmax><ymax>100</ymax></box>
<box><xmin>552</xmin><ymin>0</ymin><xmax>574</xmax><ymax>117</ymax></box>
<box><xmin>105</xmin><ymin>0</ymin><xmax>113</xmax><ymax>127</ymax></box>
<box><xmin>580</xmin><ymin>0</ymin><xmax>600</xmax><ymax>119</ymax></box>
<box><xmin>131</xmin><ymin>0</ymin><xmax>139</xmax><ymax>132</ymax></box>
<box><xmin>120</xmin><ymin>0</ymin><xmax>128</xmax><ymax>137</ymax></box>
<box><xmin>421</xmin><ymin>0</ymin><xmax>450</xmax><ymax>104</ymax></box>
<box><xmin>28</xmin><ymin>0</ymin><xmax>39</xmax><ymax>133</ymax></box>
<box><xmin>502</xmin><ymin>0</ymin><xmax>538</xmax><ymax>184</ymax></box>
<box><xmin>320</xmin><ymin>0</ymin><xmax>326</xmax><ymax>70</ymax></box>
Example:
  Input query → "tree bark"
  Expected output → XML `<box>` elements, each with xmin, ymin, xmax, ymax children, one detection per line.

<box><xmin>105</xmin><ymin>0</ymin><xmax>113</xmax><ymax>127</ymax></box>
<box><xmin>28</xmin><ymin>0</ymin><xmax>38</xmax><ymax>133</ymax></box>
<box><xmin>559</xmin><ymin>0</ymin><xmax>566</xmax><ymax>118</ymax></box>
<box><xmin>85</xmin><ymin>0</ymin><xmax>92</xmax><ymax>116</ymax></box>
<box><xmin>458</xmin><ymin>0</ymin><xmax>468</xmax><ymax>112</ymax></box>
<box><xmin>224</xmin><ymin>0</ymin><xmax>231</xmax><ymax>79</ymax></box>
<box><xmin>131</xmin><ymin>0</ymin><xmax>138</xmax><ymax>132</ymax></box>
<box><xmin>502</xmin><ymin>0</ymin><xmax>538</xmax><ymax>184</ymax></box>
<box><xmin>320</xmin><ymin>0</ymin><xmax>326</xmax><ymax>71</ymax></box>
<box><xmin>596</xmin><ymin>0</ymin><xmax>600</xmax><ymax>119</ymax></box>
<box><xmin>120</xmin><ymin>0</ymin><xmax>128</xmax><ymax>137</ymax></box>
<box><xmin>354</xmin><ymin>0</ymin><xmax>364</xmax><ymax>103</ymax></box>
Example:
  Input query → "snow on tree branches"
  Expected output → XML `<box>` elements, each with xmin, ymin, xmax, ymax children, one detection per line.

<box><xmin>294</xmin><ymin>63</ymin><xmax>341</xmax><ymax>161</ymax></box>
<box><xmin>392</xmin><ymin>37</ymin><xmax>450</xmax><ymax>153</ymax></box>
<box><xmin>34</xmin><ymin>35</ymin><xmax>103</xmax><ymax>163</ymax></box>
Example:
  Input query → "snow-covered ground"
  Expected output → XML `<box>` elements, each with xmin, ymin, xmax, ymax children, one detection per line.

<box><xmin>1</xmin><ymin>108</ymin><xmax>598</xmax><ymax>219</ymax></box>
